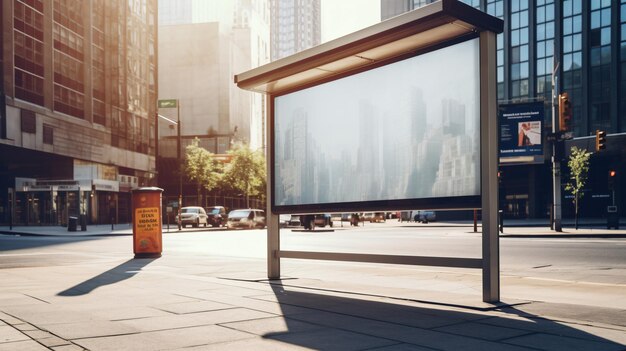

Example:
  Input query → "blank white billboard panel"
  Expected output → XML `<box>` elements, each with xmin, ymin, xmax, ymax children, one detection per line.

<box><xmin>274</xmin><ymin>38</ymin><xmax>480</xmax><ymax>210</ymax></box>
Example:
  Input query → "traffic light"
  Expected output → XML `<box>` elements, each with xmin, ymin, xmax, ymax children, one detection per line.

<box><xmin>558</xmin><ymin>92</ymin><xmax>572</xmax><ymax>132</ymax></box>
<box><xmin>595</xmin><ymin>130</ymin><xmax>606</xmax><ymax>151</ymax></box>
<box><xmin>608</xmin><ymin>170</ymin><xmax>617</xmax><ymax>189</ymax></box>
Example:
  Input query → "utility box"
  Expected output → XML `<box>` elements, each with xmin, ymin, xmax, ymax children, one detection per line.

<box><xmin>607</xmin><ymin>206</ymin><xmax>619</xmax><ymax>229</ymax></box>
<box><xmin>132</xmin><ymin>187</ymin><xmax>164</xmax><ymax>258</ymax></box>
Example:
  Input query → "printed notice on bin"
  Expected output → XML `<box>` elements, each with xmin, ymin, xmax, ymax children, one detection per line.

<box><xmin>135</xmin><ymin>207</ymin><xmax>160</xmax><ymax>235</ymax></box>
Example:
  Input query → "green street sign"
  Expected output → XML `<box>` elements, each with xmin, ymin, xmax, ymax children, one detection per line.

<box><xmin>158</xmin><ymin>99</ymin><xmax>178</xmax><ymax>108</ymax></box>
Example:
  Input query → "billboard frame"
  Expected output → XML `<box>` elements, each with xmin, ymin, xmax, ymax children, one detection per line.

<box><xmin>499</xmin><ymin>101</ymin><xmax>546</xmax><ymax>165</ymax></box>
<box><xmin>235</xmin><ymin>0</ymin><xmax>503</xmax><ymax>303</ymax></box>
<box><xmin>269</xmin><ymin>35</ymin><xmax>483</xmax><ymax>214</ymax></box>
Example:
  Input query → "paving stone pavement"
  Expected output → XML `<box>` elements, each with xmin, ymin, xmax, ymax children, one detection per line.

<box><xmin>0</xmin><ymin>250</ymin><xmax>625</xmax><ymax>351</ymax></box>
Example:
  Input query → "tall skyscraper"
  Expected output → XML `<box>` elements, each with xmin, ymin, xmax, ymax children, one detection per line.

<box><xmin>0</xmin><ymin>0</ymin><xmax>158</xmax><ymax>226</ymax></box>
<box><xmin>382</xmin><ymin>0</ymin><xmax>625</xmax><ymax>220</ymax></box>
<box><xmin>270</xmin><ymin>0</ymin><xmax>321</xmax><ymax>61</ymax></box>
<box><xmin>157</xmin><ymin>0</ymin><xmax>270</xmax><ymax>204</ymax></box>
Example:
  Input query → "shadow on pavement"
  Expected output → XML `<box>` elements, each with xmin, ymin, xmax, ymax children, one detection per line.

<box><xmin>57</xmin><ymin>258</ymin><xmax>157</xmax><ymax>296</ymax></box>
<box><xmin>263</xmin><ymin>281</ymin><xmax>624</xmax><ymax>350</ymax></box>
<box><xmin>0</xmin><ymin>235</ymin><xmax>102</xmax><ymax>253</ymax></box>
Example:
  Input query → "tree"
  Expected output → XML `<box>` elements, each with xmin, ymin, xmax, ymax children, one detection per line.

<box><xmin>564</xmin><ymin>146</ymin><xmax>592</xmax><ymax>229</ymax></box>
<box><xmin>222</xmin><ymin>142</ymin><xmax>266</xmax><ymax>208</ymax></box>
<box><xmin>185</xmin><ymin>138</ymin><xmax>220</xmax><ymax>206</ymax></box>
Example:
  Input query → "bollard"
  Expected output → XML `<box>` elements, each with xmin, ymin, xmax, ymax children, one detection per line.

<box><xmin>132</xmin><ymin>187</ymin><xmax>164</xmax><ymax>258</ymax></box>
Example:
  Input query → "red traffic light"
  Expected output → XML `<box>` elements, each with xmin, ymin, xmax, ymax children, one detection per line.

<box><xmin>609</xmin><ymin>170</ymin><xmax>616</xmax><ymax>177</ymax></box>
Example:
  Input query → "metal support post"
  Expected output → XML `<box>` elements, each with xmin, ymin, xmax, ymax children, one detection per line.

<box><xmin>473</xmin><ymin>209</ymin><xmax>478</xmax><ymax>232</ymax></box>
<box><xmin>480</xmin><ymin>31</ymin><xmax>500</xmax><ymax>303</ymax></box>
<box><xmin>266</xmin><ymin>95</ymin><xmax>280</xmax><ymax>279</ymax></box>
<box><xmin>177</xmin><ymin>102</ymin><xmax>182</xmax><ymax>231</ymax></box>
<box><xmin>551</xmin><ymin>59</ymin><xmax>562</xmax><ymax>232</ymax></box>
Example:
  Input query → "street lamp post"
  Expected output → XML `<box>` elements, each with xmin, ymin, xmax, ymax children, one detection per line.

<box><xmin>158</xmin><ymin>99</ymin><xmax>182</xmax><ymax>231</ymax></box>
<box><xmin>177</xmin><ymin>102</ymin><xmax>182</xmax><ymax>231</ymax></box>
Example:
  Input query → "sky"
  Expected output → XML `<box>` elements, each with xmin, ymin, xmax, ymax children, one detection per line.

<box><xmin>320</xmin><ymin>0</ymin><xmax>381</xmax><ymax>43</ymax></box>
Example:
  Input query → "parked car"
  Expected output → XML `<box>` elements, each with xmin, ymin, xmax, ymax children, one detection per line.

<box><xmin>411</xmin><ymin>210</ymin><xmax>436</xmax><ymax>223</ymax></box>
<box><xmin>227</xmin><ymin>209</ymin><xmax>266</xmax><ymax>229</ymax></box>
<box><xmin>343</xmin><ymin>213</ymin><xmax>361</xmax><ymax>226</ymax></box>
<box><xmin>288</xmin><ymin>215</ymin><xmax>302</xmax><ymax>227</ymax></box>
<box><xmin>176</xmin><ymin>206</ymin><xmax>208</xmax><ymax>228</ymax></box>
<box><xmin>301</xmin><ymin>214</ymin><xmax>333</xmax><ymax>229</ymax></box>
<box><xmin>278</xmin><ymin>214</ymin><xmax>303</xmax><ymax>228</ymax></box>
<box><xmin>279</xmin><ymin>214</ymin><xmax>291</xmax><ymax>228</ymax></box>
<box><xmin>364</xmin><ymin>212</ymin><xmax>385</xmax><ymax>223</ymax></box>
<box><xmin>205</xmin><ymin>206</ymin><xmax>227</xmax><ymax>227</ymax></box>
<box><xmin>314</xmin><ymin>214</ymin><xmax>333</xmax><ymax>227</ymax></box>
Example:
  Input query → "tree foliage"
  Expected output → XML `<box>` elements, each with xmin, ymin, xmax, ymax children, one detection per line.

<box><xmin>185</xmin><ymin>138</ymin><xmax>220</xmax><ymax>194</ymax></box>
<box><xmin>564</xmin><ymin>146</ymin><xmax>592</xmax><ymax>229</ymax></box>
<box><xmin>221</xmin><ymin>143</ymin><xmax>266</xmax><ymax>205</ymax></box>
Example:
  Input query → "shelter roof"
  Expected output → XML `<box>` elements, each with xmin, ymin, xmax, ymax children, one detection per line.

<box><xmin>234</xmin><ymin>0</ymin><xmax>503</xmax><ymax>95</ymax></box>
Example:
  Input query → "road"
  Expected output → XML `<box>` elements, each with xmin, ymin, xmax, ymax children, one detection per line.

<box><xmin>1</xmin><ymin>221</ymin><xmax>626</xmax><ymax>307</ymax></box>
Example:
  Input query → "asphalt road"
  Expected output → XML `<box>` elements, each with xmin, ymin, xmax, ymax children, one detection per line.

<box><xmin>1</xmin><ymin>221</ymin><xmax>625</xmax><ymax>287</ymax></box>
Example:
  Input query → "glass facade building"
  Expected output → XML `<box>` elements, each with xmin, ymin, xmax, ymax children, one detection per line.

<box><xmin>382</xmin><ymin>0</ymin><xmax>625</xmax><ymax>219</ymax></box>
<box><xmin>1</xmin><ymin>0</ymin><xmax>158</xmax><ymax>226</ymax></box>
<box><xmin>270</xmin><ymin>0</ymin><xmax>321</xmax><ymax>61</ymax></box>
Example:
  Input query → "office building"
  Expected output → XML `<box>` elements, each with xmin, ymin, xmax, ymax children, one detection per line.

<box><xmin>382</xmin><ymin>0</ymin><xmax>625</xmax><ymax>219</ymax></box>
<box><xmin>0</xmin><ymin>0</ymin><xmax>158</xmax><ymax>226</ymax></box>
<box><xmin>157</xmin><ymin>0</ymin><xmax>270</xmax><ymax>206</ymax></box>
<box><xmin>270</xmin><ymin>0</ymin><xmax>321</xmax><ymax>61</ymax></box>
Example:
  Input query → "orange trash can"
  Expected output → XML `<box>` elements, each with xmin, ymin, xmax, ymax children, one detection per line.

<box><xmin>132</xmin><ymin>187</ymin><xmax>163</xmax><ymax>258</ymax></box>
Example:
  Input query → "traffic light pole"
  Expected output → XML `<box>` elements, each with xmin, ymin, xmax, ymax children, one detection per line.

<box><xmin>551</xmin><ymin>66</ymin><xmax>563</xmax><ymax>232</ymax></box>
<box><xmin>177</xmin><ymin>102</ymin><xmax>182</xmax><ymax>231</ymax></box>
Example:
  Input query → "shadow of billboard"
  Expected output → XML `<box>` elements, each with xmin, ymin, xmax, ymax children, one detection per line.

<box><xmin>255</xmin><ymin>281</ymin><xmax>625</xmax><ymax>350</ymax></box>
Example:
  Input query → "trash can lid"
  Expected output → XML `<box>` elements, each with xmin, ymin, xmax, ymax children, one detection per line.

<box><xmin>131</xmin><ymin>187</ymin><xmax>164</xmax><ymax>193</ymax></box>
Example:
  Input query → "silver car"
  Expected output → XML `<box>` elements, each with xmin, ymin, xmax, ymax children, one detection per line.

<box><xmin>227</xmin><ymin>209</ymin><xmax>266</xmax><ymax>229</ymax></box>
<box><xmin>176</xmin><ymin>206</ymin><xmax>208</xmax><ymax>228</ymax></box>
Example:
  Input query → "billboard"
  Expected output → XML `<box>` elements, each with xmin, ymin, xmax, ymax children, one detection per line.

<box><xmin>272</xmin><ymin>38</ymin><xmax>481</xmax><ymax>212</ymax></box>
<box><xmin>499</xmin><ymin>102</ymin><xmax>545</xmax><ymax>162</ymax></box>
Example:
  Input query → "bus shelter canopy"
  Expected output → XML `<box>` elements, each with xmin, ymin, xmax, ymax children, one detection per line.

<box><xmin>235</xmin><ymin>0</ymin><xmax>503</xmax><ymax>95</ymax></box>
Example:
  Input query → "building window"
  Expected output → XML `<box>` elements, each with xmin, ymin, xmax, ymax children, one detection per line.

<box><xmin>43</xmin><ymin>124</ymin><xmax>53</xmax><ymax>144</ymax></box>
<box><xmin>487</xmin><ymin>0</ymin><xmax>504</xmax><ymax>99</ymax></box>
<box><xmin>53</xmin><ymin>84</ymin><xmax>84</xmax><ymax>119</ymax></box>
<box><xmin>535</xmin><ymin>0</ymin><xmax>555</xmax><ymax>99</ymax></box>
<box><xmin>14</xmin><ymin>0</ymin><xmax>45</xmax><ymax>106</ymax></box>
<box><xmin>20</xmin><ymin>109</ymin><xmax>36</xmax><ymax>133</ymax></box>
<box><xmin>460</xmin><ymin>0</ymin><xmax>480</xmax><ymax>8</ymax></box>
<box><xmin>617</xmin><ymin>0</ymin><xmax>626</xmax><ymax>133</ymax></box>
<box><xmin>14</xmin><ymin>69</ymin><xmax>44</xmax><ymax>105</ymax></box>
<box><xmin>589</xmin><ymin>0</ymin><xmax>611</xmax><ymax>133</ymax></box>
<box><xmin>510</xmin><ymin>0</ymin><xmax>529</xmax><ymax>99</ymax></box>
<box><xmin>53</xmin><ymin>0</ymin><xmax>84</xmax><ymax>35</ymax></box>
<box><xmin>562</xmin><ymin>0</ymin><xmax>583</xmax><ymax>135</ymax></box>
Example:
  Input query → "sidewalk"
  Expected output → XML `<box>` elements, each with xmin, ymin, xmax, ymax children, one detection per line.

<box><xmin>1</xmin><ymin>250</ymin><xmax>625</xmax><ymax>350</ymax></box>
<box><xmin>0</xmin><ymin>223</ymin><xmax>225</xmax><ymax>237</ymax></box>
<box><xmin>1</xmin><ymin>228</ymin><xmax>626</xmax><ymax>350</ymax></box>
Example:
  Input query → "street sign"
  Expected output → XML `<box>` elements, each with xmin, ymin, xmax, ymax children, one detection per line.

<box><xmin>158</xmin><ymin>99</ymin><xmax>178</xmax><ymax>108</ymax></box>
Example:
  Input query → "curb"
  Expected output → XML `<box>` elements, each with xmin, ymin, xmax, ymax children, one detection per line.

<box><xmin>501</xmin><ymin>233</ymin><xmax>626</xmax><ymax>239</ymax></box>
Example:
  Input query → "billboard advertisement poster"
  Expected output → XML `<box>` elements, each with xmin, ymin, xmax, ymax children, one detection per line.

<box><xmin>273</xmin><ymin>38</ymin><xmax>481</xmax><ymax>211</ymax></box>
<box><xmin>499</xmin><ymin>102</ymin><xmax>544</xmax><ymax>158</ymax></box>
